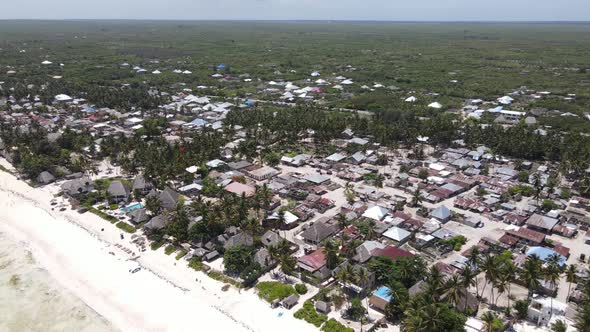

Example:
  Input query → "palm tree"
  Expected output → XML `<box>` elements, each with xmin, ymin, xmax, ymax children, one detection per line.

<box><xmin>550</xmin><ymin>319</ymin><xmax>567</xmax><ymax>332</ymax></box>
<box><xmin>544</xmin><ymin>259</ymin><xmax>562</xmax><ymax>317</ymax></box>
<box><xmin>480</xmin><ymin>254</ymin><xmax>498</xmax><ymax>304</ymax></box>
<box><xmin>566</xmin><ymin>264</ymin><xmax>578</xmax><ymax>300</ymax></box>
<box><xmin>344</xmin><ymin>182</ymin><xmax>356</xmax><ymax>204</ymax></box>
<box><xmin>445</xmin><ymin>274</ymin><xmax>463</xmax><ymax>309</ymax></box>
<box><xmin>467</xmin><ymin>246</ymin><xmax>482</xmax><ymax>298</ymax></box>
<box><xmin>460</xmin><ymin>266</ymin><xmax>477</xmax><ymax>312</ymax></box>
<box><xmin>411</xmin><ymin>188</ymin><xmax>424</xmax><ymax>207</ymax></box>
<box><xmin>324</xmin><ymin>240</ymin><xmax>339</xmax><ymax>270</ymax></box>
<box><xmin>520</xmin><ymin>254</ymin><xmax>542</xmax><ymax>300</ymax></box>
<box><xmin>494</xmin><ymin>273</ymin><xmax>509</xmax><ymax>308</ymax></box>
<box><xmin>481</xmin><ymin>311</ymin><xmax>498</xmax><ymax>332</ymax></box>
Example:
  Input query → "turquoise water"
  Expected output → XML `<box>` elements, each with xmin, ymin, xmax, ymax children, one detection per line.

<box><xmin>373</xmin><ymin>286</ymin><xmax>392</xmax><ymax>301</ymax></box>
<box><xmin>121</xmin><ymin>203</ymin><xmax>143</xmax><ymax>213</ymax></box>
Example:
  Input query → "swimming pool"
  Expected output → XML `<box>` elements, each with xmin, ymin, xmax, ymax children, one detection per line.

<box><xmin>373</xmin><ymin>286</ymin><xmax>393</xmax><ymax>302</ymax></box>
<box><xmin>121</xmin><ymin>203</ymin><xmax>143</xmax><ymax>213</ymax></box>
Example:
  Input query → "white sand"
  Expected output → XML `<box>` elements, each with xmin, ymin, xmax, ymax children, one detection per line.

<box><xmin>0</xmin><ymin>166</ymin><xmax>315</xmax><ymax>332</ymax></box>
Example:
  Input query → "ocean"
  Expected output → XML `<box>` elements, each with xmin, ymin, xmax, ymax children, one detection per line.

<box><xmin>0</xmin><ymin>231</ymin><xmax>115</xmax><ymax>332</ymax></box>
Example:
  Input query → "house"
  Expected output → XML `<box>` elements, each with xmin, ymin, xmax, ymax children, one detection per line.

<box><xmin>107</xmin><ymin>180</ymin><xmax>130</xmax><ymax>203</ymax></box>
<box><xmin>37</xmin><ymin>171</ymin><xmax>56</xmax><ymax>184</ymax></box>
<box><xmin>430</xmin><ymin>205</ymin><xmax>452</xmax><ymax>222</ymax></box>
<box><xmin>281</xmin><ymin>294</ymin><xmax>299</xmax><ymax>310</ymax></box>
<box><xmin>506</xmin><ymin>227</ymin><xmax>546</xmax><ymax>245</ymax></box>
<box><xmin>526</xmin><ymin>247</ymin><xmax>567</xmax><ymax>267</ymax></box>
<box><xmin>267</xmin><ymin>211</ymin><xmax>299</xmax><ymax>229</ymax></box>
<box><xmin>326</xmin><ymin>152</ymin><xmax>346</xmax><ymax>163</ymax></box>
<box><xmin>144</xmin><ymin>214</ymin><xmax>170</xmax><ymax>231</ymax></box>
<box><xmin>303</xmin><ymin>173</ymin><xmax>331</xmax><ymax>185</ymax></box>
<box><xmin>159</xmin><ymin>187</ymin><xmax>180</xmax><ymax>210</ymax></box>
<box><xmin>261</xmin><ymin>230</ymin><xmax>281</xmax><ymax>247</ymax></box>
<box><xmin>349</xmin><ymin>151</ymin><xmax>366</xmax><ymax>164</ymax></box>
<box><xmin>61</xmin><ymin>177</ymin><xmax>94</xmax><ymax>197</ymax></box>
<box><xmin>128</xmin><ymin>208</ymin><xmax>150</xmax><ymax>224</ymax></box>
<box><xmin>353</xmin><ymin>241</ymin><xmax>386</xmax><ymax>263</ymax></box>
<box><xmin>132</xmin><ymin>175</ymin><xmax>153</xmax><ymax>195</ymax></box>
<box><xmin>371</xmin><ymin>246</ymin><xmax>413</xmax><ymax>261</ymax></box>
<box><xmin>315</xmin><ymin>301</ymin><xmax>331</xmax><ymax>314</ymax></box>
<box><xmin>224</xmin><ymin>232</ymin><xmax>254</xmax><ymax>249</ymax></box>
<box><xmin>528</xmin><ymin>297</ymin><xmax>567</xmax><ymax>326</ymax></box>
<box><xmin>246</xmin><ymin>165</ymin><xmax>279</xmax><ymax>181</ymax></box>
<box><xmin>382</xmin><ymin>226</ymin><xmax>412</xmax><ymax>244</ymax></box>
<box><xmin>526</xmin><ymin>214</ymin><xmax>559</xmax><ymax>233</ymax></box>
<box><xmin>301</xmin><ymin>221</ymin><xmax>338</xmax><ymax>245</ymax></box>
<box><xmin>253</xmin><ymin>248</ymin><xmax>274</xmax><ymax>269</ymax></box>
<box><xmin>224</xmin><ymin>182</ymin><xmax>256</xmax><ymax>197</ymax></box>
<box><xmin>362</xmin><ymin>205</ymin><xmax>388</xmax><ymax>221</ymax></box>
<box><xmin>369</xmin><ymin>286</ymin><xmax>392</xmax><ymax>311</ymax></box>
<box><xmin>298</xmin><ymin>249</ymin><xmax>326</xmax><ymax>272</ymax></box>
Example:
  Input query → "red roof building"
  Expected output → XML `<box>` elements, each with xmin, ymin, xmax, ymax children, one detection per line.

<box><xmin>297</xmin><ymin>249</ymin><xmax>326</xmax><ymax>272</ymax></box>
<box><xmin>371</xmin><ymin>246</ymin><xmax>413</xmax><ymax>261</ymax></box>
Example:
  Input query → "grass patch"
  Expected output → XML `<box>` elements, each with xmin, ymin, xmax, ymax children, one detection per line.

<box><xmin>321</xmin><ymin>318</ymin><xmax>354</xmax><ymax>332</ymax></box>
<box><xmin>116</xmin><ymin>221</ymin><xmax>136</xmax><ymax>233</ymax></box>
<box><xmin>294</xmin><ymin>301</ymin><xmax>328</xmax><ymax>327</ymax></box>
<box><xmin>175</xmin><ymin>250</ymin><xmax>187</xmax><ymax>260</ymax></box>
<box><xmin>88</xmin><ymin>207</ymin><xmax>118</xmax><ymax>223</ymax></box>
<box><xmin>188</xmin><ymin>257</ymin><xmax>207</xmax><ymax>271</ymax></box>
<box><xmin>164</xmin><ymin>245</ymin><xmax>176</xmax><ymax>255</ymax></box>
<box><xmin>207</xmin><ymin>270</ymin><xmax>242</xmax><ymax>288</ymax></box>
<box><xmin>150</xmin><ymin>240</ymin><xmax>165</xmax><ymax>251</ymax></box>
<box><xmin>256</xmin><ymin>281</ymin><xmax>297</xmax><ymax>302</ymax></box>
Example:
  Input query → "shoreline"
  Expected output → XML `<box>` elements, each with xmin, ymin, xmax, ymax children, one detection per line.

<box><xmin>0</xmin><ymin>163</ymin><xmax>315</xmax><ymax>332</ymax></box>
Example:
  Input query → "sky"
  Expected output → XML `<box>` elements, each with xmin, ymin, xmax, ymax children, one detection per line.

<box><xmin>1</xmin><ymin>0</ymin><xmax>589</xmax><ymax>21</ymax></box>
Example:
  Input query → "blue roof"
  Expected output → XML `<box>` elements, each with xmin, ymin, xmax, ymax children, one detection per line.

<box><xmin>526</xmin><ymin>246</ymin><xmax>566</xmax><ymax>267</ymax></box>
<box><xmin>190</xmin><ymin>118</ymin><xmax>208</xmax><ymax>126</ymax></box>
<box><xmin>217</xmin><ymin>64</ymin><xmax>226</xmax><ymax>69</ymax></box>
<box><xmin>373</xmin><ymin>286</ymin><xmax>392</xmax><ymax>302</ymax></box>
<box><xmin>245</xmin><ymin>100</ymin><xmax>255</xmax><ymax>105</ymax></box>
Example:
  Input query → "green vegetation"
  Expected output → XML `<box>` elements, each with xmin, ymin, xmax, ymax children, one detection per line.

<box><xmin>175</xmin><ymin>250</ymin><xmax>187</xmax><ymax>260</ymax></box>
<box><xmin>442</xmin><ymin>235</ymin><xmax>468</xmax><ymax>251</ymax></box>
<box><xmin>508</xmin><ymin>185</ymin><xmax>534</xmax><ymax>196</ymax></box>
<box><xmin>295</xmin><ymin>283</ymin><xmax>308</xmax><ymax>295</ymax></box>
<box><xmin>88</xmin><ymin>207</ymin><xmax>118</xmax><ymax>223</ymax></box>
<box><xmin>164</xmin><ymin>245</ymin><xmax>176</xmax><ymax>255</ymax></box>
<box><xmin>206</xmin><ymin>270</ymin><xmax>241</xmax><ymax>288</ymax></box>
<box><xmin>321</xmin><ymin>319</ymin><xmax>354</xmax><ymax>332</ymax></box>
<box><xmin>150</xmin><ymin>240</ymin><xmax>165</xmax><ymax>251</ymax></box>
<box><xmin>294</xmin><ymin>301</ymin><xmax>328</xmax><ymax>327</ymax></box>
<box><xmin>116</xmin><ymin>222</ymin><xmax>136</xmax><ymax>233</ymax></box>
<box><xmin>256</xmin><ymin>281</ymin><xmax>297</xmax><ymax>302</ymax></box>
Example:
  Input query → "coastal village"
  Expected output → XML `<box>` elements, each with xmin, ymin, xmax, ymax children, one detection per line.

<box><xmin>1</xmin><ymin>60</ymin><xmax>590</xmax><ymax>332</ymax></box>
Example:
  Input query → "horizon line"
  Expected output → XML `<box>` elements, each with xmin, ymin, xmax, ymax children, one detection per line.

<box><xmin>1</xmin><ymin>19</ymin><xmax>590</xmax><ymax>24</ymax></box>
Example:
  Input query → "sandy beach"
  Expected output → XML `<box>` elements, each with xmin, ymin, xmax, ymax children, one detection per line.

<box><xmin>0</xmin><ymin>161</ymin><xmax>316</xmax><ymax>332</ymax></box>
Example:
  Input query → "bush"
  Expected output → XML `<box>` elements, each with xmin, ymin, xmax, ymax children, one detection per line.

<box><xmin>175</xmin><ymin>250</ymin><xmax>187</xmax><ymax>260</ymax></box>
<box><xmin>88</xmin><ymin>207</ymin><xmax>118</xmax><ymax>223</ymax></box>
<box><xmin>256</xmin><ymin>281</ymin><xmax>297</xmax><ymax>302</ymax></box>
<box><xmin>294</xmin><ymin>301</ymin><xmax>327</xmax><ymax>327</ymax></box>
<box><xmin>109</xmin><ymin>203</ymin><xmax>119</xmax><ymax>210</ymax></box>
<box><xmin>150</xmin><ymin>240</ymin><xmax>165</xmax><ymax>251</ymax></box>
<box><xmin>321</xmin><ymin>318</ymin><xmax>354</xmax><ymax>332</ymax></box>
<box><xmin>116</xmin><ymin>221</ymin><xmax>136</xmax><ymax>233</ymax></box>
<box><xmin>188</xmin><ymin>257</ymin><xmax>204</xmax><ymax>271</ymax></box>
<box><xmin>295</xmin><ymin>283</ymin><xmax>308</xmax><ymax>294</ymax></box>
<box><xmin>164</xmin><ymin>245</ymin><xmax>176</xmax><ymax>255</ymax></box>
<box><xmin>443</xmin><ymin>235</ymin><xmax>467</xmax><ymax>251</ymax></box>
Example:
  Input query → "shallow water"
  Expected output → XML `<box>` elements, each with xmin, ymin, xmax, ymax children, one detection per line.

<box><xmin>0</xmin><ymin>231</ymin><xmax>115</xmax><ymax>332</ymax></box>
